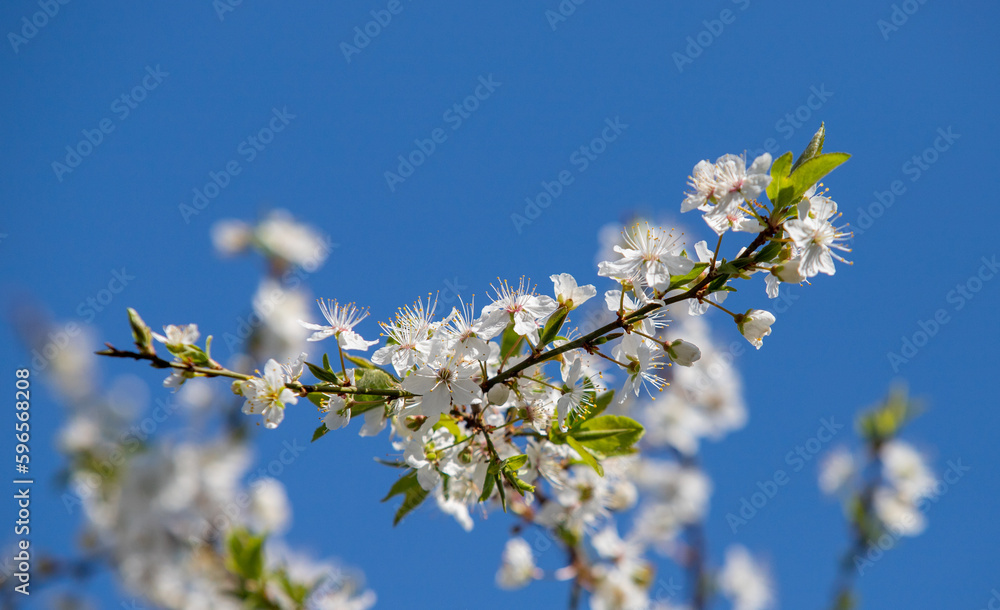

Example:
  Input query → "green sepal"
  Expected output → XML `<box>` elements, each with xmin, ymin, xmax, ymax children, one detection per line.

<box><xmin>306</xmin><ymin>361</ymin><xmax>340</xmax><ymax>384</ymax></box>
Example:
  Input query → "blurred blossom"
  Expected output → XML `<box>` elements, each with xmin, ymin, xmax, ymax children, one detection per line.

<box><xmin>818</xmin><ymin>446</ymin><xmax>856</xmax><ymax>496</ymax></box>
<box><xmin>255</xmin><ymin>209</ymin><xmax>329</xmax><ymax>270</ymax></box>
<box><xmin>211</xmin><ymin>219</ymin><xmax>253</xmax><ymax>256</ymax></box>
<box><xmin>718</xmin><ymin>545</ymin><xmax>774</xmax><ymax>610</ymax></box>
<box><xmin>249</xmin><ymin>478</ymin><xmax>292</xmax><ymax>534</ymax></box>
<box><xmin>495</xmin><ymin>537</ymin><xmax>537</xmax><ymax>590</ymax></box>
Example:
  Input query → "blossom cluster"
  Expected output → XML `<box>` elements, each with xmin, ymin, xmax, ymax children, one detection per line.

<box><xmin>96</xmin><ymin>126</ymin><xmax>870</xmax><ymax>609</ymax></box>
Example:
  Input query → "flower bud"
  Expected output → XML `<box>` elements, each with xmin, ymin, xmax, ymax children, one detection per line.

<box><xmin>487</xmin><ymin>383</ymin><xmax>511</xmax><ymax>406</ymax></box>
<box><xmin>665</xmin><ymin>339</ymin><xmax>701</xmax><ymax>367</ymax></box>
<box><xmin>127</xmin><ymin>308</ymin><xmax>155</xmax><ymax>355</ymax></box>
<box><xmin>773</xmin><ymin>260</ymin><xmax>805</xmax><ymax>284</ymax></box>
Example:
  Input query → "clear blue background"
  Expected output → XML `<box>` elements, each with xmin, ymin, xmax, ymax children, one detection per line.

<box><xmin>2</xmin><ymin>1</ymin><xmax>998</xmax><ymax>608</ymax></box>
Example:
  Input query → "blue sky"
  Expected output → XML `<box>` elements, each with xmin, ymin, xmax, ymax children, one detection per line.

<box><xmin>2</xmin><ymin>1</ymin><xmax>998</xmax><ymax>608</ymax></box>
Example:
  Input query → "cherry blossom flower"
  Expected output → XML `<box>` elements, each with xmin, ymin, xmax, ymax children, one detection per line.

<box><xmin>737</xmin><ymin>309</ymin><xmax>776</xmax><ymax>349</ymax></box>
<box><xmin>481</xmin><ymin>278</ymin><xmax>559</xmax><ymax>345</ymax></box>
<box><xmin>300</xmin><ymin>299</ymin><xmax>378</xmax><ymax>351</ymax></box>
<box><xmin>598</xmin><ymin>223</ymin><xmax>694</xmax><ymax>292</ymax></box>
<box><xmin>239</xmin><ymin>356</ymin><xmax>304</xmax><ymax>429</ymax></box>
<box><xmin>152</xmin><ymin>323</ymin><xmax>200</xmax><ymax>347</ymax></box>
<box><xmin>550</xmin><ymin>273</ymin><xmax>597</xmax><ymax>309</ymax></box>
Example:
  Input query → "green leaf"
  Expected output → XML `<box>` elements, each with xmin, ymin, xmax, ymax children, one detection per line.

<box><xmin>791</xmin><ymin>122</ymin><xmax>825</xmax><ymax>173</ymax></box>
<box><xmin>787</xmin><ymin>152</ymin><xmax>850</xmax><ymax>204</ymax></box>
<box><xmin>502</xmin><ymin>466</ymin><xmax>535</xmax><ymax>494</ymax></box>
<box><xmin>766</xmin><ymin>151</ymin><xmax>793</xmax><ymax>205</ymax></box>
<box><xmin>306</xmin><ymin>361</ymin><xmax>340</xmax><ymax>384</ymax></box>
<box><xmin>591</xmin><ymin>332</ymin><xmax>623</xmax><ymax>346</ymax></box>
<box><xmin>753</xmin><ymin>240</ymin><xmax>784</xmax><ymax>264</ymax></box>
<box><xmin>356</xmin><ymin>368</ymin><xmax>397</xmax><ymax>401</ymax></box>
<box><xmin>274</xmin><ymin>567</ymin><xmax>310</xmax><ymax>605</ymax></box>
<box><xmin>433</xmin><ymin>414</ymin><xmax>464</xmax><ymax>440</ymax></box>
<box><xmin>381</xmin><ymin>470</ymin><xmax>430</xmax><ymax>526</ymax></box>
<box><xmin>538</xmin><ymin>305</ymin><xmax>569</xmax><ymax>347</ymax></box>
<box><xmin>590</xmin><ymin>390</ymin><xmax>615</xmax><ymax>419</ymax></box>
<box><xmin>566</xmin><ymin>436</ymin><xmax>604</xmax><ymax>477</ymax></box>
<box><xmin>570</xmin><ymin>415</ymin><xmax>645</xmax><ymax>456</ymax></box>
<box><xmin>226</xmin><ymin>528</ymin><xmax>265</xmax><ymax>581</ymax></box>
<box><xmin>479</xmin><ymin>469</ymin><xmax>496</xmax><ymax>502</ymax></box>
<box><xmin>346</xmin><ymin>354</ymin><xmax>400</xmax><ymax>382</ymax></box>
<box><xmin>322</xmin><ymin>352</ymin><xmax>333</xmax><ymax>372</ymax></box>
<box><xmin>567</xmin><ymin>388</ymin><xmax>614</xmax><ymax>429</ymax></box>
<box><xmin>311</xmin><ymin>424</ymin><xmax>329</xmax><ymax>443</ymax></box>
<box><xmin>394</xmin><ymin>485</ymin><xmax>429</xmax><ymax>526</ymax></box>
<box><xmin>381</xmin><ymin>469</ymin><xmax>420</xmax><ymax>502</ymax></box>
<box><xmin>667</xmin><ymin>262</ymin><xmax>708</xmax><ymax>291</ymax></box>
<box><xmin>503</xmin><ymin>454</ymin><xmax>528</xmax><ymax>471</ymax></box>
<box><xmin>306</xmin><ymin>393</ymin><xmax>327</xmax><ymax>408</ymax></box>
<box><xmin>494</xmin><ymin>472</ymin><xmax>507</xmax><ymax>511</ymax></box>
<box><xmin>498</xmin><ymin>322</ymin><xmax>523</xmax><ymax>363</ymax></box>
